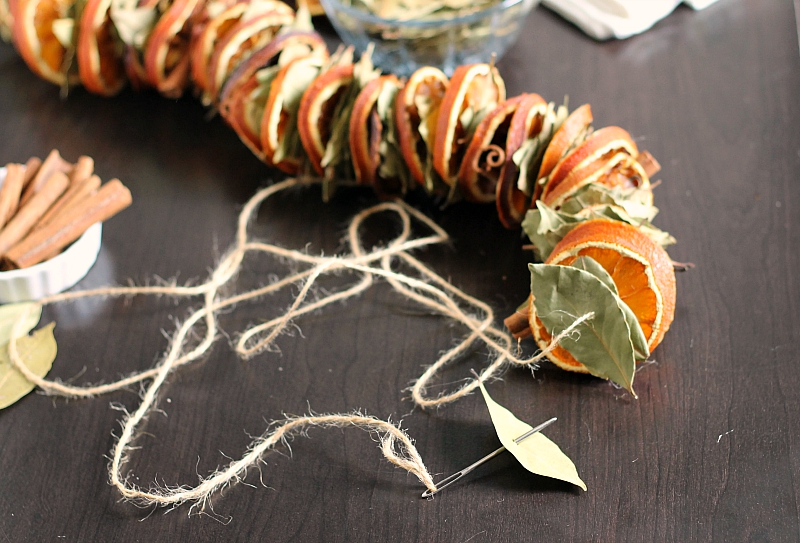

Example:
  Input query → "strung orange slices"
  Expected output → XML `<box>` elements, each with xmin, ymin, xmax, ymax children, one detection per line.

<box><xmin>218</xmin><ymin>30</ymin><xmax>326</xmax><ymax>162</ymax></box>
<box><xmin>7</xmin><ymin>0</ymin><xmax>682</xmax><ymax>392</ymax></box>
<box><xmin>205</xmin><ymin>1</ymin><xmax>293</xmax><ymax>102</ymax></box>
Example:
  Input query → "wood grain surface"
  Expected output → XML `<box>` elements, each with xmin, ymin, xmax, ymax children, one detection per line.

<box><xmin>1</xmin><ymin>1</ymin><xmax>799</xmax><ymax>541</ymax></box>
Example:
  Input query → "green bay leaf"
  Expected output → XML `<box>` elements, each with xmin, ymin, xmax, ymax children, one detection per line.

<box><xmin>0</xmin><ymin>323</ymin><xmax>57</xmax><ymax>409</ymax></box>
<box><xmin>0</xmin><ymin>302</ymin><xmax>41</xmax><ymax>344</ymax></box>
<box><xmin>568</xmin><ymin>257</ymin><xmax>649</xmax><ymax>361</ymax></box>
<box><xmin>529</xmin><ymin>263</ymin><xmax>638</xmax><ymax>396</ymax></box>
<box><xmin>477</xmin><ymin>380</ymin><xmax>586</xmax><ymax>490</ymax></box>
<box><xmin>521</xmin><ymin>201</ymin><xmax>578</xmax><ymax>260</ymax></box>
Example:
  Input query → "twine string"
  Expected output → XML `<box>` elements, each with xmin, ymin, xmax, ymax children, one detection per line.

<box><xmin>4</xmin><ymin>179</ymin><xmax>592</xmax><ymax>507</ymax></box>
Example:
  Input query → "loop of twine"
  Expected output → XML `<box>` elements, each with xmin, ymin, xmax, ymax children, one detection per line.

<box><xmin>4</xmin><ymin>178</ymin><xmax>592</xmax><ymax>509</ymax></box>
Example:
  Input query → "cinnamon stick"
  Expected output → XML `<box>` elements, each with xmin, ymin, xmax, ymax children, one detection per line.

<box><xmin>0</xmin><ymin>163</ymin><xmax>26</xmax><ymax>228</ymax></box>
<box><xmin>68</xmin><ymin>155</ymin><xmax>95</xmax><ymax>185</ymax></box>
<box><xmin>636</xmin><ymin>150</ymin><xmax>661</xmax><ymax>178</ymax></box>
<box><xmin>504</xmin><ymin>306</ymin><xmax>532</xmax><ymax>340</ymax></box>
<box><xmin>21</xmin><ymin>156</ymin><xmax>42</xmax><ymax>189</ymax></box>
<box><xmin>0</xmin><ymin>170</ymin><xmax>70</xmax><ymax>257</ymax></box>
<box><xmin>4</xmin><ymin>179</ymin><xmax>132</xmax><ymax>269</ymax></box>
<box><xmin>18</xmin><ymin>150</ymin><xmax>71</xmax><ymax>208</ymax></box>
<box><xmin>35</xmin><ymin>174</ymin><xmax>101</xmax><ymax>230</ymax></box>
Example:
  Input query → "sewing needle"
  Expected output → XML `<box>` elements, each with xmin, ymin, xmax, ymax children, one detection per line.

<box><xmin>421</xmin><ymin>416</ymin><xmax>557</xmax><ymax>498</ymax></box>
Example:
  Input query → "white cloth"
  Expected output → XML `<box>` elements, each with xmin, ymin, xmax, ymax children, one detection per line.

<box><xmin>542</xmin><ymin>0</ymin><xmax>721</xmax><ymax>40</ymax></box>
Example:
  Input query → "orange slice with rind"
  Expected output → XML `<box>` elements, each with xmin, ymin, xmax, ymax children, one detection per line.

<box><xmin>394</xmin><ymin>66</ymin><xmax>448</xmax><ymax>188</ymax></box>
<box><xmin>432</xmin><ymin>63</ymin><xmax>506</xmax><ymax>185</ymax></box>
<box><xmin>541</xmin><ymin>125</ymin><xmax>639</xmax><ymax>206</ymax></box>
<box><xmin>261</xmin><ymin>51</ymin><xmax>327</xmax><ymax>173</ymax></box>
<box><xmin>205</xmin><ymin>6</ymin><xmax>294</xmax><ymax>103</ymax></box>
<box><xmin>495</xmin><ymin>93</ymin><xmax>550</xmax><ymax>228</ymax></box>
<box><xmin>13</xmin><ymin>0</ymin><xmax>80</xmax><ymax>86</ymax></box>
<box><xmin>297</xmin><ymin>61</ymin><xmax>354</xmax><ymax>176</ymax></box>
<box><xmin>457</xmin><ymin>94</ymin><xmax>526</xmax><ymax>203</ymax></box>
<box><xmin>143</xmin><ymin>0</ymin><xmax>202</xmax><ymax>97</ymax></box>
<box><xmin>534</xmin><ymin>103</ymin><xmax>592</xmax><ymax>202</ymax></box>
<box><xmin>120</xmin><ymin>0</ymin><xmax>159</xmax><ymax>91</ymax></box>
<box><xmin>189</xmin><ymin>0</ymin><xmax>247</xmax><ymax>103</ymax></box>
<box><xmin>77</xmin><ymin>0</ymin><xmax>126</xmax><ymax>95</ymax></box>
<box><xmin>530</xmin><ymin>219</ymin><xmax>676</xmax><ymax>373</ymax></box>
<box><xmin>349</xmin><ymin>74</ymin><xmax>405</xmax><ymax>196</ymax></box>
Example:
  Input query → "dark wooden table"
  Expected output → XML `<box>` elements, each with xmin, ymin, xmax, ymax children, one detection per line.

<box><xmin>1</xmin><ymin>1</ymin><xmax>799</xmax><ymax>541</ymax></box>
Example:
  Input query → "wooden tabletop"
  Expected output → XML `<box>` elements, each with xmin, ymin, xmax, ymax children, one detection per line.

<box><xmin>1</xmin><ymin>1</ymin><xmax>799</xmax><ymax>541</ymax></box>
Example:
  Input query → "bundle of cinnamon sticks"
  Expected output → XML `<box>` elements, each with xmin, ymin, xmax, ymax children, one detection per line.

<box><xmin>0</xmin><ymin>150</ymin><xmax>132</xmax><ymax>270</ymax></box>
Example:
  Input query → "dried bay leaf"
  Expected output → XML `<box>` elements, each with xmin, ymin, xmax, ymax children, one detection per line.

<box><xmin>522</xmin><ymin>184</ymin><xmax>674</xmax><ymax>261</ymax></box>
<box><xmin>0</xmin><ymin>302</ymin><xmax>42</xmax><ymax>343</ymax></box>
<box><xmin>529</xmin><ymin>262</ymin><xmax>638</xmax><ymax>396</ymax></box>
<box><xmin>513</xmin><ymin>101</ymin><xmax>567</xmax><ymax>195</ymax></box>
<box><xmin>521</xmin><ymin>200</ymin><xmax>579</xmax><ymax>260</ymax></box>
<box><xmin>477</xmin><ymin>380</ymin><xmax>586</xmax><ymax>490</ymax></box>
<box><xmin>244</xmin><ymin>65</ymin><xmax>280</xmax><ymax>136</ymax></box>
<box><xmin>321</xmin><ymin>49</ymin><xmax>378</xmax><ymax>181</ymax></box>
<box><xmin>109</xmin><ymin>1</ymin><xmax>157</xmax><ymax>49</ymax></box>
<box><xmin>569</xmin><ymin>256</ymin><xmax>649</xmax><ymax>361</ymax></box>
<box><xmin>273</xmin><ymin>59</ymin><xmax>322</xmax><ymax>164</ymax></box>
<box><xmin>0</xmin><ymin>323</ymin><xmax>57</xmax><ymax>409</ymax></box>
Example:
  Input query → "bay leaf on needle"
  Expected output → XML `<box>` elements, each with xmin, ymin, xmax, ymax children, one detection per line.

<box><xmin>477</xmin><ymin>380</ymin><xmax>586</xmax><ymax>490</ymax></box>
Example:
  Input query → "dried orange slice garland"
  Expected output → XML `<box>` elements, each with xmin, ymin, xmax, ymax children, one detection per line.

<box><xmin>1</xmin><ymin>0</ymin><xmax>680</xmax><ymax>395</ymax></box>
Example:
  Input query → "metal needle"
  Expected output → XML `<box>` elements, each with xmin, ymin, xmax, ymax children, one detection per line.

<box><xmin>421</xmin><ymin>417</ymin><xmax>557</xmax><ymax>499</ymax></box>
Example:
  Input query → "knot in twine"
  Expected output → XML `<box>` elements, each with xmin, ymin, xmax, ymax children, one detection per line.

<box><xmin>5</xmin><ymin>178</ymin><xmax>592</xmax><ymax>511</ymax></box>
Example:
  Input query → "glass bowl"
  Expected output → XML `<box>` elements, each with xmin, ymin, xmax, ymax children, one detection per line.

<box><xmin>318</xmin><ymin>0</ymin><xmax>540</xmax><ymax>77</ymax></box>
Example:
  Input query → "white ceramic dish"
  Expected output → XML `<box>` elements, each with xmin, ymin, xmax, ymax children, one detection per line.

<box><xmin>0</xmin><ymin>166</ymin><xmax>102</xmax><ymax>303</ymax></box>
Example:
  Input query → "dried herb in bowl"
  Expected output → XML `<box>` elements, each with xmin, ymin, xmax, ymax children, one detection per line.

<box><xmin>320</xmin><ymin>0</ymin><xmax>539</xmax><ymax>76</ymax></box>
<box><xmin>341</xmin><ymin>0</ymin><xmax>504</xmax><ymax>23</ymax></box>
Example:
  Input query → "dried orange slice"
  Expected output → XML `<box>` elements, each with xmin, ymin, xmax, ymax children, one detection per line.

<box><xmin>260</xmin><ymin>54</ymin><xmax>325</xmax><ymax>173</ymax></box>
<box><xmin>13</xmin><ymin>0</ymin><xmax>80</xmax><ymax>86</ymax></box>
<box><xmin>297</xmin><ymin>62</ymin><xmax>354</xmax><ymax>176</ymax></box>
<box><xmin>394</xmin><ymin>66</ymin><xmax>448</xmax><ymax>187</ymax></box>
<box><xmin>530</xmin><ymin>219</ymin><xmax>676</xmax><ymax>373</ymax></box>
<box><xmin>205</xmin><ymin>6</ymin><xmax>294</xmax><ymax>103</ymax></box>
<box><xmin>534</xmin><ymin>103</ymin><xmax>592</xmax><ymax>202</ymax></box>
<box><xmin>432</xmin><ymin>63</ymin><xmax>506</xmax><ymax>185</ymax></box>
<box><xmin>77</xmin><ymin>0</ymin><xmax>126</xmax><ymax>95</ymax></box>
<box><xmin>349</xmin><ymin>74</ymin><xmax>404</xmax><ymax>196</ymax></box>
<box><xmin>143</xmin><ymin>0</ymin><xmax>202</xmax><ymax>97</ymax></box>
<box><xmin>457</xmin><ymin>94</ymin><xmax>526</xmax><ymax>203</ymax></box>
<box><xmin>219</xmin><ymin>30</ymin><xmax>325</xmax><ymax>115</ymax></box>
<box><xmin>495</xmin><ymin>93</ymin><xmax>548</xmax><ymax>228</ymax></box>
<box><xmin>121</xmin><ymin>0</ymin><xmax>159</xmax><ymax>91</ymax></box>
<box><xmin>541</xmin><ymin>126</ymin><xmax>642</xmax><ymax>207</ymax></box>
<box><xmin>189</xmin><ymin>0</ymin><xmax>247</xmax><ymax>103</ymax></box>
